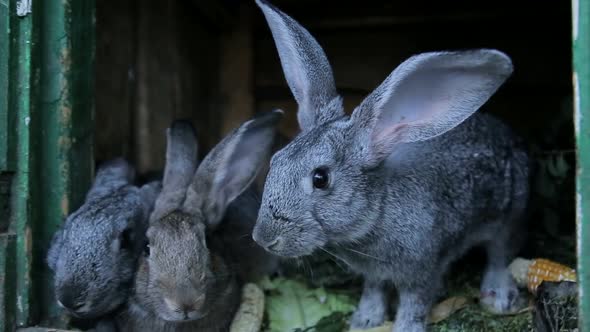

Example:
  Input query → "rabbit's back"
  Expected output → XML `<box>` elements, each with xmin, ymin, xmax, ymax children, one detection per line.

<box><xmin>341</xmin><ymin>112</ymin><xmax>529</xmax><ymax>284</ymax></box>
<box><xmin>387</xmin><ymin>112</ymin><xmax>529</xmax><ymax>226</ymax></box>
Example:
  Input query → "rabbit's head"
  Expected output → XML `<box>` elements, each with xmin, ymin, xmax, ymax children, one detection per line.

<box><xmin>252</xmin><ymin>0</ymin><xmax>514</xmax><ymax>257</ymax></box>
<box><xmin>47</xmin><ymin>158</ymin><xmax>160</xmax><ymax>319</ymax></box>
<box><xmin>143</xmin><ymin>210</ymin><xmax>214</xmax><ymax>322</ymax></box>
<box><xmin>143</xmin><ymin>112</ymin><xmax>281</xmax><ymax>322</ymax></box>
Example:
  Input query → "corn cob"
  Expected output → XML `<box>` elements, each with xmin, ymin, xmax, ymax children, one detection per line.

<box><xmin>229</xmin><ymin>283</ymin><xmax>265</xmax><ymax>332</ymax></box>
<box><xmin>508</xmin><ymin>257</ymin><xmax>576</xmax><ymax>293</ymax></box>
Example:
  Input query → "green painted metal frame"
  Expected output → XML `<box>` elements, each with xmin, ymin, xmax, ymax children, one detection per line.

<box><xmin>574</xmin><ymin>0</ymin><xmax>590</xmax><ymax>330</ymax></box>
<box><xmin>0</xmin><ymin>0</ymin><xmax>13</xmax><ymax>172</ymax></box>
<box><xmin>36</xmin><ymin>0</ymin><xmax>95</xmax><ymax>325</ymax></box>
<box><xmin>0</xmin><ymin>234</ymin><xmax>16</xmax><ymax>332</ymax></box>
<box><xmin>0</xmin><ymin>0</ymin><xmax>95</xmax><ymax>329</ymax></box>
<box><xmin>8</xmin><ymin>0</ymin><xmax>36</xmax><ymax>327</ymax></box>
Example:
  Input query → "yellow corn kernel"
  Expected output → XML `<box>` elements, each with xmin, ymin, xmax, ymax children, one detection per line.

<box><xmin>509</xmin><ymin>257</ymin><xmax>576</xmax><ymax>294</ymax></box>
<box><xmin>526</xmin><ymin>258</ymin><xmax>576</xmax><ymax>293</ymax></box>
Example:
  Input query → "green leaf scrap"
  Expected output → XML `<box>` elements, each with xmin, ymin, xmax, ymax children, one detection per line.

<box><xmin>261</xmin><ymin>277</ymin><xmax>357</xmax><ymax>332</ymax></box>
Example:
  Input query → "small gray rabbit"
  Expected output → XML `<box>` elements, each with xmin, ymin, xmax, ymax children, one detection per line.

<box><xmin>47</xmin><ymin>158</ymin><xmax>160</xmax><ymax>320</ymax></box>
<box><xmin>118</xmin><ymin>112</ymin><xmax>282</xmax><ymax>332</ymax></box>
<box><xmin>252</xmin><ymin>1</ymin><xmax>530</xmax><ymax>331</ymax></box>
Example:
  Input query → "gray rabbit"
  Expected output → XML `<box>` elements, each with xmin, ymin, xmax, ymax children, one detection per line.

<box><xmin>47</xmin><ymin>158</ymin><xmax>160</xmax><ymax>321</ymax></box>
<box><xmin>251</xmin><ymin>1</ymin><xmax>530</xmax><ymax>331</ymax></box>
<box><xmin>117</xmin><ymin>112</ymin><xmax>282</xmax><ymax>332</ymax></box>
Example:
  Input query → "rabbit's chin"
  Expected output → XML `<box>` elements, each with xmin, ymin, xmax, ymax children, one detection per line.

<box><xmin>58</xmin><ymin>296</ymin><xmax>123</xmax><ymax>320</ymax></box>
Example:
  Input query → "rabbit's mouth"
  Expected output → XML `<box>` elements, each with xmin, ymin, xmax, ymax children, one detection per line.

<box><xmin>57</xmin><ymin>299</ymin><xmax>100</xmax><ymax>319</ymax></box>
<box><xmin>161</xmin><ymin>307</ymin><xmax>208</xmax><ymax>322</ymax></box>
<box><xmin>168</xmin><ymin>317</ymin><xmax>202</xmax><ymax>323</ymax></box>
<box><xmin>254</xmin><ymin>211</ymin><xmax>328</xmax><ymax>257</ymax></box>
<box><xmin>253</xmin><ymin>225</ymin><xmax>327</xmax><ymax>258</ymax></box>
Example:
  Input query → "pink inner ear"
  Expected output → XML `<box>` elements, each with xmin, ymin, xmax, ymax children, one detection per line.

<box><xmin>374</xmin><ymin>92</ymin><xmax>453</xmax><ymax>146</ymax></box>
<box><xmin>373</xmin><ymin>123</ymin><xmax>408</xmax><ymax>144</ymax></box>
<box><xmin>370</xmin><ymin>123</ymin><xmax>410</xmax><ymax>160</ymax></box>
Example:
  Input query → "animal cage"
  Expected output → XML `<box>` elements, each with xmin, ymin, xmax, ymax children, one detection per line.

<box><xmin>0</xmin><ymin>0</ymin><xmax>588</xmax><ymax>331</ymax></box>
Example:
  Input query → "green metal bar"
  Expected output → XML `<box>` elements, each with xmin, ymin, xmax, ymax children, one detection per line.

<box><xmin>35</xmin><ymin>0</ymin><xmax>95</xmax><ymax>326</ymax></box>
<box><xmin>1</xmin><ymin>0</ymin><xmax>95</xmax><ymax>327</ymax></box>
<box><xmin>0</xmin><ymin>0</ymin><xmax>10</xmax><ymax>171</ymax></box>
<box><xmin>8</xmin><ymin>0</ymin><xmax>36</xmax><ymax>325</ymax></box>
<box><xmin>574</xmin><ymin>0</ymin><xmax>590</xmax><ymax>330</ymax></box>
<box><xmin>0</xmin><ymin>233</ymin><xmax>16</xmax><ymax>332</ymax></box>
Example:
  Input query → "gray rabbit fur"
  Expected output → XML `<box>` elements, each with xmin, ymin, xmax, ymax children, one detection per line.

<box><xmin>117</xmin><ymin>112</ymin><xmax>282</xmax><ymax>332</ymax></box>
<box><xmin>47</xmin><ymin>158</ymin><xmax>161</xmax><ymax>320</ymax></box>
<box><xmin>252</xmin><ymin>1</ymin><xmax>530</xmax><ymax>331</ymax></box>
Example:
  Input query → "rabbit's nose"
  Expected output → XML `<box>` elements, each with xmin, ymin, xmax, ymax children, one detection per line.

<box><xmin>57</xmin><ymin>289</ymin><xmax>87</xmax><ymax>313</ymax></box>
<box><xmin>257</xmin><ymin>236</ymin><xmax>284</xmax><ymax>252</ymax></box>
<box><xmin>182</xmin><ymin>307</ymin><xmax>200</xmax><ymax>320</ymax></box>
<box><xmin>267</xmin><ymin>236</ymin><xmax>283</xmax><ymax>250</ymax></box>
<box><xmin>179</xmin><ymin>305</ymin><xmax>196</xmax><ymax>318</ymax></box>
<box><xmin>165</xmin><ymin>298</ymin><xmax>196</xmax><ymax>313</ymax></box>
<box><xmin>252</xmin><ymin>226</ymin><xmax>284</xmax><ymax>252</ymax></box>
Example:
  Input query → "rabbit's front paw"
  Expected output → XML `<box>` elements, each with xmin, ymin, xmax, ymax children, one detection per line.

<box><xmin>480</xmin><ymin>269</ymin><xmax>525</xmax><ymax>314</ymax></box>
<box><xmin>349</xmin><ymin>303</ymin><xmax>386</xmax><ymax>329</ymax></box>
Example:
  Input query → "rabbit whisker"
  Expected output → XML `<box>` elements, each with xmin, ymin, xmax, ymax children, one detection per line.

<box><xmin>300</xmin><ymin>256</ymin><xmax>315</xmax><ymax>281</ymax></box>
<box><xmin>320</xmin><ymin>247</ymin><xmax>352</xmax><ymax>268</ymax></box>
<box><xmin>328</xmin><ymin>256</ymin><xmax>349</xmax><ymax>272</ymax></box>
<box><xmin>305</xmin><ymin>257</ymin><xmax>315</xmax><ymax>281</ymax></box>
<box><xmin>342</xmin><ymin>246</ymin><xmax>389</xmax><ymax>263</ymax></box>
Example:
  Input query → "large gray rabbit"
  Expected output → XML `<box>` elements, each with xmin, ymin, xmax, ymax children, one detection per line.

<box><xmin>252</xmin><ymin>1</ymin><xmax>530</xmax><ymax>331</ymax></box>
<box><xmin>47</xmin><ymin>158</ymin><xmax>160</xmax><ymax>320</ymax></box>
<box><xmin>118</xmin><ymin>112</ymin><xmax>281</xmax><ymax>332</ymax></box>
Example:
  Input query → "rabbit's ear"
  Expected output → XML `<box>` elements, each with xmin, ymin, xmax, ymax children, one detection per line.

<box><xmin>150</xmin><ymin>121</ymin><xmax>198</xmax><ymax>222</ymax></box>
<box><xmin>184</xmin><ymin>110</ymin><xmax>283</xmax><ymax>228</ymax></box>
<box><xmin>139</xmin><ymin>181</ymin><xmax>161</xmax><ymax>220</ymax></box>
<box><xmin>256</xmin><ymin>0</ymin><xmax>343</xmax><ymax>131</ymax></box>
<box><xmin>86</xmin><ymin>158</ymin><xmax>135</xmax><ymax>201</ymax></box>
<box><xmin>350</xmin><ymin>49</ymin><xmax>513</xmax><ymax>166</ymax></box>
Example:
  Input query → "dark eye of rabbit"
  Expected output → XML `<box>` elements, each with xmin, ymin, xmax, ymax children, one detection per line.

<box><xmin>312</xmin><ymin>168</ymin><xmax>329</xmax><ymax>189</ymax></box>
<box><xmin>144</xmin><ymin>243</ymin><xmax>150</xmax><ymax>257</ymax></box>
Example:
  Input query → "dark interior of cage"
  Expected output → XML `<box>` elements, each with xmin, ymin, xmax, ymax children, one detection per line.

<box><xmin>90</xmin><ymin>0</ymin><xmax>575</xmax><ymax>330</ymax></box>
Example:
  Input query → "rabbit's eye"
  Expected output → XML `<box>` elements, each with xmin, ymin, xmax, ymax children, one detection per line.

<box><xmin>144</xmin><ymin>243</ymin><xmax>150</xmax><ymax>257</ymax></box>
<box><xmin>312</xmin><ymin>168</ymin><xmax>329</xmax><ymax>189</ymax></box>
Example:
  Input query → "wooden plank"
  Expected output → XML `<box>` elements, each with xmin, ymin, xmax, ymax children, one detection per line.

<box><xmin>94</xmin><ymin>0</ymin><xmax>136</xmax><ymax>164</ymax></box>
<box><xmin>135</xmin><ymin>0</ymin><xmax>220</xmax><ymax>173</ymax></box>
<box><xmin>0</xmin><ymin>233</ymin><xmax>16</xmax><ymax>332</ymax></box>
<box><xmin>219</xmin><ymin>3</ymin><xmax>254</xmax><ymax>136</ymax></box>
<box><xmin>190</xmin><ymin>0</ymin><xmax>237</xmax><ymax>31</ymax></box>
<box><xmin>573</xmin><ymin>0</ymin><xmax>590</xmax><ymax>330</ymax></box>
